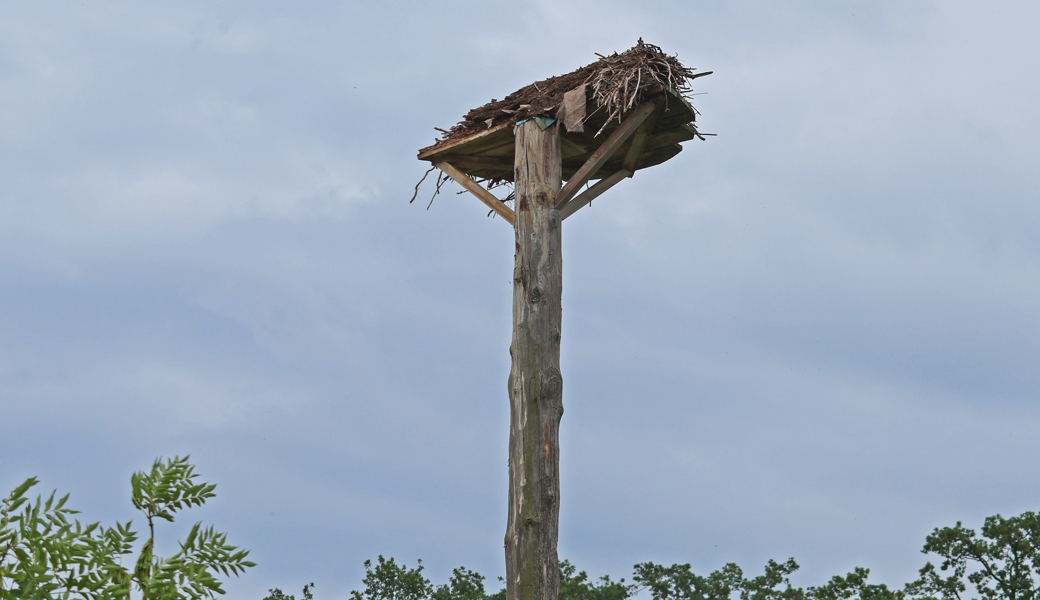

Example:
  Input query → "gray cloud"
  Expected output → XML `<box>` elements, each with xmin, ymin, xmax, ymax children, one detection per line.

<box><xmin>2</xmin><ymin>1</ymin><xmax>1039</xmax><ymax>598</ymax></box>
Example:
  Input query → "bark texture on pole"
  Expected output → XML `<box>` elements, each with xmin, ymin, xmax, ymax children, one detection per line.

<box><xmin>506</xmin><ymin>120</ymin><xmax>563</xmax><ymax>600</ymax></box>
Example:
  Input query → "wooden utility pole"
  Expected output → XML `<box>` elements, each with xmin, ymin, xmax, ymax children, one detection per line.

<box><xmin>415</xmin><ymin>40</ymin><xmax>708</xmax><ymax>600</ymax></box>
<box><xmin>506</xmin><ymin>119</ymin><xmax>564</xmax><ymax>600</ymax></box>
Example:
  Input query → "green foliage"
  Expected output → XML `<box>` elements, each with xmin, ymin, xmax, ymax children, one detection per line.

<box><xmin>264</xmin><ymin>583</ymin><xmax>314</xmax><ymax>600</ymax></box>
<box><xmin>286</xmin><ymin>509</ymin><xmax>1040</xmax><ymax>600</ymax></box>
<box><xmin>337</xmin><ymin>557</ymin><xmax>897</xmax><ymax>600</ymax></box>
<box><xmin>343</xmin><ymin>558</ymin><xmax>630</xmax><ymax>600</ymax></box>
<box><xmin>632</xmin><ymin>556</ymin><xmax>901</xmax><ymax>600</ymax></box>
<box><xmin>0</xmin><ymin>477</ymin><xmax>119</xmax><ymax>599</ymax></box>
<box><xmin>1</xmin><ymin>456</ymin><xmax>254</xmax><ymax>599</ymax></box>
<box><xmin>810</xmin><ymin>567</ymin><xmax>903</xmax><ymax>600</ymax></box>
<box><xmin>626</xmin><ymin>512</ymin><xmax>1039</xmax><ymax>600</ymax></box>
<box><xmin>632</xmin><ymin>558</ymin><xmax>806</xmax><ymax>600</ymax></box>
<box><xmin>633</xmin><ymin>560</ymin><xmax>744</xmax><ymax>600</ymax></box>
<box><xmin>131</xmin><ymin>457</ymin><xmax>217</xmax><ymax>529</ymax></box>
<box><xmin>351</xmin><ymin>556</ymin><xmax>433</xmax><ymax>600</ymax></box>
<box><xmin>740</xmin><ymin>559</ymin><xmax>802</xmax><ymax>600</ymax></box>
<box><xmin>432</xmin><ymin>567</ymin><xmax>490</xmax><ymax>600</ymax></box>
<box><xmin>559</xmin><ymin>560</ymin><xmax>632</xmax><ymax>600</ymax></box>
<box><xmin>906</xmin><ymin>513</ymin><xmax>1040</xmax><ymax>600</ymax></box>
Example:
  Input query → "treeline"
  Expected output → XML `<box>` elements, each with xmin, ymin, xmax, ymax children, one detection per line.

<box><xmin>4</xmin><ymin>457</ymin><xmax>1036</xmax><ymax>600</ymax></box>
<box><xmin>270</xmin><ymin>510</ymin><xmax>1040</xmax><ymax>600</ymax></box>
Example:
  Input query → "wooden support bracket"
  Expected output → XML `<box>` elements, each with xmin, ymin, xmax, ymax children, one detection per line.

<box><xmin>435</xmin><ymin>161</ymin><xmax>515</xmax><ymax>225</ymax></box>
<box><xmin>554</xmin><ymin>101</ymin><xmax>657</xmax><ymax>207</ymax></box>
<box><xmin>621</xmin><ymin>99</ymin><xmax>662</xmax><ymax>173</ymax></box>
<box><xmin>559</xmin><ymin>169</ymin><xmax>632</xmax><ymax>220</ymax></box>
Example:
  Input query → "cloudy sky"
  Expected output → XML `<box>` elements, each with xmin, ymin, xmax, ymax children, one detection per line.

<box><xmin>3</xmin><ymin>1</ymin><xmax>1040</xmax><ymax>598</ymax></box>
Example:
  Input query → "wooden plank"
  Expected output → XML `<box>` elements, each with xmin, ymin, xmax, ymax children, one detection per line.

<box><xmin>634</xmin><ymin>143</ymin><xmax>683</xmax><ymax>170</ymax></box>
<box><xmin>560</xmin><ymin>135</ymin><xmax>588</xmax><ymax>159</ymax></box>
<box><xmin>554</xmin><ymin>102</ymin><xmax>657</xmax><ymax>207</ymax></box>
<box><xmin>653</xmin><ymin>90</ymin><xmax>696</xmax><ymax>128</ymax></box>
<box><xmin>446</xmin><ymin>122</ymin><xmax>692</xmax><ymax>182</ymax></box>
<box><xmin>621</xmin><ymin>99</ymin><xmax>662</xmax><ymax>173</ymax></box>
<box><xmin>437</xmin><ymin>154</ymin><xmax>514</xmax><ymax>168</ymax></box>
<box><xmin>652</xmin><ymin>113</ymin><xmax>696</xmax><ymax>134</ymax></box>
<box><xmin>558</xmin><ymin>169</ymin><xmax>632</xmax><ymax>220</ymax></box>
<box><xmin>445</xmin><ymin>166</ymin><xmax>513</xmax><ymax>182</ymax></box>
<box><xmin>595</xmin><ymin>143</ymin><xmax>683</xmax><ymax>177</ymax></box>
<box><xmin>479</xmin><ymin>141</ymin><xmax>521</xmax><ymax>157</ymax></box>
<box><xmin>418</xmin><ymin>123</ymin><xmax>513</xmax><ymax>162</ymax></box>
<box><xmin>435</xmin><ymin>161</ymin><xmax>514</xmax><ymax>225</ymax></box>
<box><xmin>465</xmin><ymin>167</ymin><xmax>512</xmax><ymax>182</ymax></box>
<box><xmin>645</xmin><ymin>123</ymin><xmax>696</xmax><ymax>150</ymax></box>
<box><xmin>632</xmin><ymin>145</ymin><xmax>682</xmax><ymax>170</ymax></box>
<box><xmin>561</xmin><ymin>124</ymin><xmax>694</xmax><ymax>179</ymax></box>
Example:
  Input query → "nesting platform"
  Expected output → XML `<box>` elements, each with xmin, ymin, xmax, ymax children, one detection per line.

<box><xmin>415</xmin><ymin>40</ymin><xmax>708</xmax><ymax>223</ymax></box>
<box><xmin>418</xmin><ymin>86</ymin><xmax>698</xmax><ymax>183</ymax></box>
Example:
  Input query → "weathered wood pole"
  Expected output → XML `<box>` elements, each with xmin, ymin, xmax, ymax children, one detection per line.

<box><xmin>505</xmin><ymin>119</ymin><xmax>564</xmax><ymax>600</ymax></box>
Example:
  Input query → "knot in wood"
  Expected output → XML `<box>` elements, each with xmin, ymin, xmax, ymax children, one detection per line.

<box><xmin>540</xmin><ymin>367</ymin><xmax>563</xmax><ymax>403</ymax></box>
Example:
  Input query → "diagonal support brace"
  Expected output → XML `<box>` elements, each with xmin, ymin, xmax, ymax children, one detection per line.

<box><xmin>559</xmin><ymin>169</ymin><xmax>632</xmax><ymax>220</ymax></box>
<box><xmin>554</xmin><ymin>101</ymin><xmax>657</xmax><ymax>209</ymax></box>
<box><xmin>621</xmin><ymin>98</ymin><xmax>663</xmax><ymax>173</ymax></box>
<box><xmin>435</xmin><ymin>161</ymin><xmax>515</xmax><ymax>225</ymax></box>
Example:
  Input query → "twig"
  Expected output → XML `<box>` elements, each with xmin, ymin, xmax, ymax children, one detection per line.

<box><xmin>428</xmin><ymin>170</ymin><xmax>448</xmax><ymax>210</ymax></box>
<box><xmin>410</xmin><ymin>166</ymin><xmax>436</xmax><ymax>204</ymax></box>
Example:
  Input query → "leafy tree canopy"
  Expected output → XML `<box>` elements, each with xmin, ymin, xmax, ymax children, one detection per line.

<box><xmin>1</xmin><ymin>456</ymin><xmax>254</xmax><ymax>599</ymax></box>
<box><xmin>299</xmin><ymin>509</ymin><xmax>1039</xmax><ymax>600</ymax></box>
<box><xmin>263</xmin><ymin>582</ymin><xmax>314</xmax><ymax>600</ymax></box>
<box><xmin>907</xmin><ymin>512</ymin><xmax>1040</xmax><ymax>600</ymax></box>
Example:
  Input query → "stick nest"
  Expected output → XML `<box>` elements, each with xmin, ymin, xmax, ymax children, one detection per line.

<box><xmin>429</xmin><ymin>39</ymin><xmax>707</xmax><ymax>146</ymax></box>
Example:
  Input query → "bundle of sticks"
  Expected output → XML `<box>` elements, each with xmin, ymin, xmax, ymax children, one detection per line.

<box><xmin>585</xmin><ymin>38</ymin><xmax>709</xmax><ymax>132</ymax></box>
<box><xmin>431</xmin><ymin>39</ymin><xmax>708</xmax><ymax>145</ymax></box>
